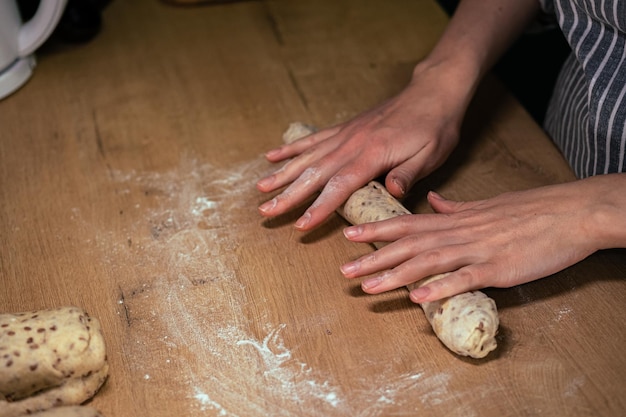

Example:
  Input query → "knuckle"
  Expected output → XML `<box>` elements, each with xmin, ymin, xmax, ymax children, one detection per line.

<box><xmin>361</xmin><ymin>252</ymin><xmax>380</xmax><ymax>267</ymax></box>
<box><xmin>455</xmin><ymin>267</ymin><xmax>483</xmax><ymax>291</ymax></box>
<box><xmin>326</xmin><ymin>174</ymin><xmax>349</xmax><ymax>191</ymax></box>
<box><xmin>423</xmin><ymin>249</ymin><xmax>443</xmax><ymax>264</ymax></box>
<box><xmin>400</xmin><ymin>234</ymin><xmax>423</xmax><ymax>252</ymax></box>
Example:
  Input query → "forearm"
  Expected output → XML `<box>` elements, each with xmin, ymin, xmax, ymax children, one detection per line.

<box><xmin>413</xmin><ymin>0</ymin><xmax>541</xmax><ymax>109</ymax></box>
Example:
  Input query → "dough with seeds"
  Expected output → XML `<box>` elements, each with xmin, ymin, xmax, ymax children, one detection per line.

<box><xmin>341</xmin><ymin>182</ymin><xmax>499</xmax><ymax>358</ymax></box>
<box><xmin>282</xmin><ymin>122</ymin><xmax>317</xmax><ymax>144</ymax></box>
<box><xmin>0</xmin><ymin>307</ymin><xmax>108</xmax><ymax>417</ymax></box>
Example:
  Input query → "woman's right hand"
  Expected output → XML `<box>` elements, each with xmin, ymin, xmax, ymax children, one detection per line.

<box><xmin>256</xmin><ymin>61</ymin><xmax>472</xmax><ymax>231</ymax></box>
<box><xmin>257</xmin><ymin>0</ymin><xmax>543</xmax><ymax>232</ymax></box>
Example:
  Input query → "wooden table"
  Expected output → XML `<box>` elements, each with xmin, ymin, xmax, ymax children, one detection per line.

<box><xmin>1</xmin><ymin>1</ymin><xmax>625</xmax><ymax>416</ymax></box>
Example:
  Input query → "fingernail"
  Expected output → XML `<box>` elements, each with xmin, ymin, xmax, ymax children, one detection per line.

<box><xmin>258</xmin><ymin>198</ymin><xmax>277</xmax><ymax>214</ymax></box>
<box><xmin>340</xmin><ymin>261</ymin><xmax>359</xmax><ymax>275</ymax></box>
<box><xmin>362</xmin><ymin>276</ymin><xmax>383</xmax><ymax>290</ymax></box>
<box><xmin>295</xmin><ymin>212</ymin><xmax>311</xmax><ymax>229</ymax></box>
<box><xmin>265</xmin><ymin>148</ymin><xmax>282</xmax><ymax>158</ymax></box>
<box><xmin>410</xmin><ymin>286</ymin><xmax>430</xmax><ymax>303</ymax></box>
<box><xmin>428</xmin><ymin>191</ymin><xmax>444</xmax><ymax>200</ymax></box>
<box><xmin>343</xmin><ymin>226</ymin><xmax>362</xmax><ymax>239</ymax></box>
<box><xmin>257</xmin><ymin>176</ymin><xmax>274</xmax><ymax>189</ymax></box>
<box><xmin>391</xmin><ymin>177</ymin><xmax>406</xmax><ymax>195</ymax></box>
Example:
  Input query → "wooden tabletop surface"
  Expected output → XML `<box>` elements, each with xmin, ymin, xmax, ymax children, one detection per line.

<box><xmin>1</xmin><ymin>0</ymin><xmax>625</xmax><ymax>416</ymax></box>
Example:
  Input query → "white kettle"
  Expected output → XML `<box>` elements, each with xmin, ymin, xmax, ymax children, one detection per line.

<box><xmin>0</xmin><ymin>0</ymin><xmax>67</xmax><ymax>100</ymax></box>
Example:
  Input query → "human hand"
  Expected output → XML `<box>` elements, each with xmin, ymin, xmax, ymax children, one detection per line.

<box><xmin>256</xmin><ymin>62</ymin><xmax>471</xmax><ymax>231</ymax></box>
<box><xmin>340</xmin><ymin>176</ymin><xmax>625</xmax><ymax>303</ymax></box>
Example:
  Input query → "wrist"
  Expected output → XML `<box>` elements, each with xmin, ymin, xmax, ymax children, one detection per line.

<box><xmin>413</xmin><ymin>55</ymin><xmax>481</xmax><ymax>96</ymax></box>
<box><xmin>408</xmin><ymin>57</ymin><xmax>480</xmax><ymax>129</ymax></box>
<box><xmin>588</xmin><ymin>174</ymin><xmax>626</xmax><ymax>250</ymax></box>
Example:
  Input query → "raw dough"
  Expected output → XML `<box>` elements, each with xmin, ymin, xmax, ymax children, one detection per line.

<box><xmin>283</xmin><ymin>122</ymin><xmax>499</xmax><ymax>358</ymax></box>
<box><xmin>341</xmin><ymin>182</ymin><xmax>499</xmax><ymax>358</ymax></box>
<box><xmin>282</xmin><ymin>122</ymin><xmax>317</xmax><ymax>144</ymax></box>
<box><xmin>0</xmin><ymin>307</ymin><xmax>109</xmax><ymax>417</ymax></box>
<box><xmin>408</xmin><ymin>274</ymin><xmax>499</xmax><ymax>357</ymax></box>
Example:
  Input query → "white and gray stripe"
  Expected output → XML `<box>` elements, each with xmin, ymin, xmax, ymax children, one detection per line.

<box><xmin>540</xmin><ymin>0</ymin><xmax>625</xmax><ymax>178</ymax></box>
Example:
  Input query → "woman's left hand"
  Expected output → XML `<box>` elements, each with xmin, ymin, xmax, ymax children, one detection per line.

<box><xmin>340</xmin><ymin>175</ymin><xmax>626</xmax><ymax>303</ymax></box>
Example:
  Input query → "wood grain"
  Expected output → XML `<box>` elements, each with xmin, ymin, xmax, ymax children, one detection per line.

<box><xmin>0</xmin><ymin>1</ymin><xmax>624</xmax><ymax>416</ymax></box>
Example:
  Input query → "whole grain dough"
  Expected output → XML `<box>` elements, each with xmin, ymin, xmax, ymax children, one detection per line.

<box><xmin>0</xmin><ymin>307</ymin><xmax>109</xmax><ymax>417</ymax></box>
<box><xmin>408</xmin><ymin>274</ymin><xmax>498</xmax><ymax>357</ymax></box>
<box><xmin>282</xmin><ymin>122</ymin><xmax>499</xmax><ymax>358</ymax></box>
<box><xmin>341</xmin><ymin>182</ymin><xmax>499</xmax><ymax>358</ymax></box>
<box><xmin>282</xmin><ymin>122</ymin><xmax>317</xmax><ymax>143</ymax></box>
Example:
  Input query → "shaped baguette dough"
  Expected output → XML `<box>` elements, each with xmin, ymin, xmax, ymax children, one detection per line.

<box><xmin>282</xmin><ymin>122</ymin><xmax>317</xmax><ymax>143</ymax></box>
<box><xmin>341</xmin><ymin>182</ymin><xmax>499</xmax><ymax>358</ymax></box>
<box><xmin>283</xmin><ymin>122</ymin><xmax>499</xmax><ymax>358</ymax></box>
<box><xmin>0</xmin><ymin>307</ymin><xmax>109</xmax><ymax>417</ymax></box>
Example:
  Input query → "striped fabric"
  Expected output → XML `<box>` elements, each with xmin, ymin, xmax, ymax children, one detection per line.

<box><xmin>539</xmin><ymin>0</ymin><xmax>626</xmax><ymax>178</ymax></box>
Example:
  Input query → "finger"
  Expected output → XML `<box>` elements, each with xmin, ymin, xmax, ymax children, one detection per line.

<box><xmin>359</xmin><ymin>244</ymin><xmax>479</xmax><ymax>294</ymax></box>
<box><xmin>340</xmin><ymin>239</ymin><xmax>416</xmax><ymax>279</ymax></box>
<box><xmin>264</xmin><ymin>126</ymin><xmax>340</xmax><ymax>162</ymax></box>
<box><xmin>408</xmin><ymin>264</ymin><xmax>495</xmax><ymax>303</ymax></box>
<box><xmin>427</xmin><ymin>191</ymin><xmax>483</xmax><ymax>214</ymax></box>
<box><xmin>258</xmin><ymin>166</ymin><xmax>329</xmax><ymax>217</ymax></box>
<box><xmin>342</xmin><ymin>213</ymin><xmax>454</xmax><ymax>244</ymax></box>
<box><xmin>294</xmin><ymin>170</ymin><xmax>375</xmax><ymax>230</ymax></box>
<box><xmin>384</xmin><ymin>134</ymin><xmax>454</xmax><ymax>198</ymax></box>
<box><xmin>341</xmin><ymin>231</ymin><xmax>466</xmax><ymax>278</ymax></box>
<box><xmin>385</xmin><ymin>150</ymin><xmax>431</xmax><ymax>198</ymax></box>
<box><xmin>261</xmin><ymin>137</ymin><xmax>380</xmax><ymax>220</ymax></box>
<box><xmin>292</xmin><ymin>134</ymin><xmax>403</xmax><ymax>229</ymax></box>
<box><xmin>256</xmin><ymin>158</ymin><xmax>297</xmax><ymax>192</ymax></box>
<box><xmin>257</xmin><ymin>134</ymin><xmax>346</xmax><ymax>193</ymax></box>
<box><xmin>427</xmin><ymin>191</ymin><xmax>462</xmax><ymax>214</ymax></box>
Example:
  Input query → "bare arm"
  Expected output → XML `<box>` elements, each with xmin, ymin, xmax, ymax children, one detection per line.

<box><xmin>426</xmin><ymin>0</ymin><xmax>541</xmax><ymax>89</ymax></box>
<box><xmin>257</xmin><ymin>0</ymin><xmax>541</xmax><ymax>230</ymax></box>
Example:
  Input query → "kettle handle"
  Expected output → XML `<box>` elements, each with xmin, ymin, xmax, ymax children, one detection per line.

<box><xmin>18</xmin><ymin>0</ymin><xmax>68</xmax><ymax>56</ymax></box>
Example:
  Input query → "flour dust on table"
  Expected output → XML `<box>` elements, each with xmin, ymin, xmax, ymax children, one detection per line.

<box><xmin>66</xmin><ymin>156</ymin><xmax>485</xmax><ymax>416</ymax></box>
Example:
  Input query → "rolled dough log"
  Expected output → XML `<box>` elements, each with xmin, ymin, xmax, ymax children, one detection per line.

<box><xmin>340</xmin><ymin>182</ymin><xmax>499</xmax><ymax>358</ymax></box>
<box><xmin>0</xmin><ymin>307</ymin><xmax>109</xmax><ymax>417</ymax></box>
<box><xmin>282</xmin><ymin>122</ymin><xmax>499</xmax><ymax>358</ymax></box>
<box><xmin>282</xmin><ymin>122</ymin><xmax>317</xmax><ymax>143</ymax></box>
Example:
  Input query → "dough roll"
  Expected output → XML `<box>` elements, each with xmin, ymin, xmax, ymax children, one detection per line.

<box><xmin>282</xmin><ymin>122</ymin><xmax>499</xmax><ymax>358</ymax></box>
<box><xmin>340</xmin><ymin>182</ymin><xmax>499</xmax><ymax>358</ymax></box>
<box><xmin>0</xmin><ymin>307</ymin><xmax>109</xmax><ymax>417</ymax></box>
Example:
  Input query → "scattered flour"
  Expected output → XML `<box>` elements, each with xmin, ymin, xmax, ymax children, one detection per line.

<box><xmin>563</xmin><ymin>376</ymin><xmax>585</xmax><ymax>398</ymax></box>
<box><xmin>75</xmin><ymin>155</ymin><xmax>473</xmax><ymax>416</ymax></box>
<box><xmin>194</xmin><ymin>387</ymin><xmax>229</xmax><ymax>415</ymax></box>
<box><xmin>556</xmin><ymin>306</ymin><xmax>573</xmax><ymax>322</ymax></box>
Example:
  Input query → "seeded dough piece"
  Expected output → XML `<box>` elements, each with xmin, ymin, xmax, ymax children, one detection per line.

<box><xmin>282</xmin><ymin>122</ymin><xmax>499</xmax><ymax>358</ymax></box>
<box><xmin>340</xmin><ymin>182</ymin><xmax>499</xmax><ymax>358</ymax></box>
<box><xmin>282</xmin><ymin>122</ymin><xmax>317</xmax><ymax>144</ymax></box>
<box><xmin>0</xmin><ymin>307</ymin><xmax>109</xmax><ymax>417</ymax></box>
<box><xmin>408</xmin><ymin>274</ymin><xmax>498</xmax><ymax>357</ymax></box>
<box><xmin>26</xmin><ymin>406</ymin><xmax>104</xmax><ymax>417</ymax></box>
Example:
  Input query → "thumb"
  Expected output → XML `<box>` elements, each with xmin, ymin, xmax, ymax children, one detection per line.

<box><xmin>385</xmin><ymin>156</ymin><xmax>428</xmax><ymax>198</ymax></box>
<box><xmin>427</xmin><ymin>191</ymin><xmax>469</xmax><ymax>214</ymax></box>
